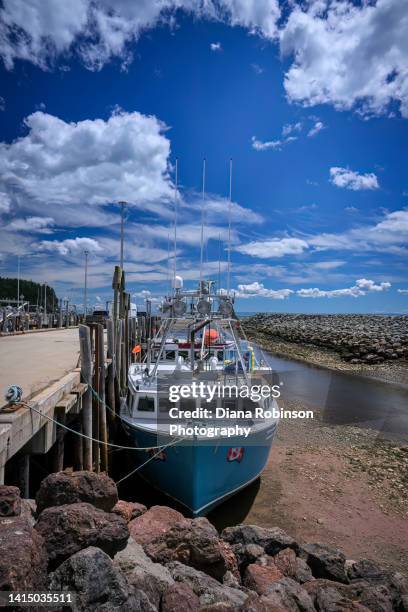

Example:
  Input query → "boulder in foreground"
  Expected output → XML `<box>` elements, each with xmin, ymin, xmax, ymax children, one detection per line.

<box><xmin>129</xmin><ymin>505</ymin><xmax>184</xmax><ymax>547</ymax></box>
<box><xmin>0</xmin><ymin>516</ymin><xmax>47</xmax><ymax>591</ymax></box>
<box><xmin>49</xmin><ymin>546</ymin><xmax>154</xmax><ymax>611</ymax></box>
<box><xmin>0</xmin><ymin>485</ymin><xmax>21</xmax><ymax>517</ymax></box>
<box><xmin>36</xmin><ymin>469</ymin><xmax>118</xmax><ymax>514</ymax></box>
<box><xmin>35</xmin><ymin>501</ymin><xmax>128</xmax><ymax>568</ymax></box>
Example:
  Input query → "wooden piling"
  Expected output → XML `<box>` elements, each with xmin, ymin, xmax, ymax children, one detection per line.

<box><xmin>97</xmin><ymin>324</ymin><xmax>108</xmax><ymax>472</ymax></box>
<box><xmin>18</xmin><ymin>454</ymin><xmax>30</xmax><ymax>499</ymax></box>
<box><xmin>79</xmin><ymin>324</ymin><xmax>93</xmax><ymax>471</ymax></box>
<box><xmin>92</xmin><ymin>325</ymin><xmax>100</xmax><ymax>472</ymax></box>
<box><xmin>107</xmin><ymin>319</ymin><xmax>116</xmax><ymax>418</ymax></box>
<box><xmin>52</xmin><ymin>406</ymin><xmax>66</xmax><ymax>472</ymax></box>
<box><xmin>73</xmin><ymin>421</ymin><xmax>83</xmax><ymax>471</ymax></box>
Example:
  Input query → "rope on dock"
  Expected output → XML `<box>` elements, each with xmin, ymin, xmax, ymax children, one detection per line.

<box><xmin>11</xmin><ymin>399</ymin><xmax>180</xmax><ymax>452</ymax></box>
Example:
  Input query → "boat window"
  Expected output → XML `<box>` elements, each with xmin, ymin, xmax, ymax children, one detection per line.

<box><xmin>137</xmin><ymin>396</ymin><xmax>155</xmax><ymax>412</ymax></box>
<box><xmin>165</xmin><ymin>350</ymin><xmax>175</xmax><ymax>360</ymax></box>
<box><xmin>178</xmin><ymin>350</ymin><xmax>188</xmax><ymax>359</ymax></box>
<box><xmin>217</xmin><ymin>350</ymin><xmax>224</xmax><ymax>361</ymax></box>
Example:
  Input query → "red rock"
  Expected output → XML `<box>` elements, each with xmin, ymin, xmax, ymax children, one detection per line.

<box><xmin>36</xmin><ymin>469</ymin><xmax>118</xmax><ymax>514</ymax></box>
<box><xmin>244</xmin><ymin>563</ymin><xmax>283</xmax><ymax>595</ymax></box>
<box><xmin>0</xmin><ymin>516</ymin><xmax>47</xmax><ymax>590</ymax></box>
<box><xmin>112</xmin><ymin>500</ymin><xmax>147</xmax><ymax>523</ymax></box>
<box><xmin>145</xmin><ymin>516</ymin><xmax>237</xmax><ymax>580</ymax></box>
<box><xmin>0</xmin><ymin>485</ymin><xmax>21</xmax><ymax>516</ymax></box>
<box><xmin>161</xmin><ymin>582</ymin><xmax>200</xmax><ymax>612</ymax></box>
<box><xmin>128</xmin><ymin>505</ymin><xmax>184</xmax><ymax>547</ymax></box>
<box><xmin>269</xmin><ymin>547</ymin><xmax>313</xmax><ymax>583</ymax></box>
<box><xmin>35</xmin><ymin>502</ymin><xmax>129</xmax><ymax>569</ymax></box>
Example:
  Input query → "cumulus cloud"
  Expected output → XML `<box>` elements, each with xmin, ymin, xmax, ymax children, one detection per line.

<box><xmin>38</xmin><ymin>237</ymin><xmax>102</xmax><ymax>256</ymax></box>
<box><xmin>280</xmin><ymin>0</ymin><xmax>408</xmax><ymax>118</ymax></box>
<box><xmin>0</xmin><ymin>110</ymin><xmax>172</xmax><ymax>216</ymax></box>
<box><xmin>237</xmin><ymin>281</ymin><xmax>293</xmax><ymax>299</ymax></box>
<box><xmin>330</xmin><ymin>167</ymin><xmax>379</xmax><ymax>191</ymax></box>
<box><xmin>0</xmin><ymin>0</ymin><xmax>280</xmax><ymax>71</ymax></box>
<box><xmin>398</xmin><ymin>289</ymin><xmax>408</xmax><ymax>294</ymax></box>
<box><xmin>297</xmin><ymin>278</ymin><xmax>391</xmax><ymax>298</ymax></box>
<box><xmin>0</xmin><ymin>191</ymin><xmax>11</xmax><ymax>213</ymax></box>
<box><xmin>236</xmin><ymin>237</ymin><xmax>309</xmax><ymax>258</ymax></box>
<box><xmin>210</xmin><ymin>42</ymin><xmax>222</xmax><ymax>52</ymax></box>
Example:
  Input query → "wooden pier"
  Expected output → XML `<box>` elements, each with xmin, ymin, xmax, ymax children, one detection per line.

<box><xmin>0</xmin><ymin>267</ymin><xmax>146</xmax><ymax>492</ymax></box>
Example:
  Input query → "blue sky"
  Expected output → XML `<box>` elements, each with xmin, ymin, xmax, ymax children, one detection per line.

<box><xmin>0</xmin><ymin>0</ymin><xmax>407</xmax><ymax>313</ymax></box>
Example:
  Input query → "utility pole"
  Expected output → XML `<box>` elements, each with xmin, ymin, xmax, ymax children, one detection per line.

<box><xmin>17</xmin><ymin>256</ymin><xmax>20</xmax><ymax>309</ymax></box>
<box><xmin>44</xmin><ymin>283</ymin><xmax>47</xmax><ymax>316</ymax></box>
<box><xmin>84</xmin><ymin>250</ymin><xmax>89</xmax><ymax>317</ymax></box>
<box><xmin>118</xmin><ymin>201</ymin><xmax>126</xmax><ymax>270</ymax></box>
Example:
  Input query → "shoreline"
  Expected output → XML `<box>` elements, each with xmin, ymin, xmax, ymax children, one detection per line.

<box><xmin>244</xmin><ymin>330</ymin><xmax>408</xmax><ymax>388</ymax></box>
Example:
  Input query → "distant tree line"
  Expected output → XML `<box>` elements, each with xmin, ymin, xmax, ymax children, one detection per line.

<box><xmin>0</xmin><ymin>277</ymin><xmax>59</xmax><ymax>308</ymax></box>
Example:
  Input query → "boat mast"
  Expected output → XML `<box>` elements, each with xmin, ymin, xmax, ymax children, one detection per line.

<box><xmin>227</xmin><ymin>158</ymin><xmax>232</xmax><ymax>296</ymax></box>
<box><xmin>173</xmin><ymin>158</ymin><xmax>178</xmax><ymax>288</ymax></box>
<box><xmin>200</xmin><ymin>158</ymin><xmax>206</xmax><ymax>296</ymax></box>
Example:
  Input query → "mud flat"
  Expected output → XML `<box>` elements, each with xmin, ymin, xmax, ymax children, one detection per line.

<box><xmin>243</xmin><ymin>314</ymin><xmax>408</xmax><ymax>386</ymax></box>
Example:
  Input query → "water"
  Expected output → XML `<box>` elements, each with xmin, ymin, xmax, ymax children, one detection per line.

<box><xmin>263</xmin><ymin>351</ymin><xmax>408</xmax><ymax>443</ymax></box>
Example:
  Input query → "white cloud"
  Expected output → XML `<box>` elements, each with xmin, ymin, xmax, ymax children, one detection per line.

<box><xmin>236</xmin><ymin>237</ymin><xmax>309</xmax><ymax>258</ymax></box>
<box><xmin>188</xmin><ymin>195</ymin><xmax>263</xmax><ymax>225</ymax></box>
<box><xmin>38</xmin><ymin>237</ymin><xmax>102</xmax><ymax>256</ymax></box>
<box><xmin>0</xmin><ymin>110</ymin><xmax>172</xmax><ymax>216</ymax></box>
<box><xmin>237</xmin><ymin>281</ymin><xmax>293</xmax><ymax>299</ymax></box>
<box><xmin>307</xmin><ymin>120</ymin><xmax>325</xmax><ymax>138</ymax></box>
<box><xmin>210</xmin><ymin>42</ymin><xmax>222</xmax><ymax>52</ymax></box>
<box><xmin>251</xmin><ymin>135</ymin><xmax>297</xmax><ymax>151</ymax></box>
<box><xmin>398</xmin><ymin>289</ymin><xmax>408</xmax><ymax>294</ymax></box>
<box><xmin>330</xmin><ymin>167</ymin><xmax>379</xmax><ymax>191</ymax></box>
<box><xmin>0</xmin><ymin>0</ymin><xmax>280</xmax><ymax>71</ymax></box>
<box><xmin>310</xmin><ymin>209</ymin><xmax>408</xmax><ymax>255</ymax></box>
<box><xmin>297</xmin><ymin>278</ymin><xmax>391</xmax><ymax>298</ymax></box>
<box><xmin>8</xmin><ymin>216</ymin><xmax>55</xmax><ymax>233</ymax></box>
<box><xmin>280</xmin><ymin>0</ymin><xmax>408</xmax><ymax>118</ymax></box>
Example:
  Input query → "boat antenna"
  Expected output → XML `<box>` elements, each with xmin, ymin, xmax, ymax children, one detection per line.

<box><xmin>227</xmin><ymin>158</ymin><xmax>232</xmax><ymax>296</ymax></box>
<box><xmin>218</xmin><ymin>233</ymin><xmax>221</xmax><ymax>294</ymax></box>
<box><xmin>200</xmin><ymin>158</ymin><xmax>206</xmax><ymax>294</ymax></box>
<box><xmin>173</xmin><ymin>158</ymin><xmax>178</xmax><ymax>287</ymax></box>
<box><xmin>167</xmin><ymin>232</ymin><xmax>171</xmax><ymax>295</ymax></box>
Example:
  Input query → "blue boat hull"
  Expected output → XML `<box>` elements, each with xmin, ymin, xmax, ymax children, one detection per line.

<box><xmin>121</xmin><ymin>421</ymin><xmax>277</xmax><ymax>515</ymax></box>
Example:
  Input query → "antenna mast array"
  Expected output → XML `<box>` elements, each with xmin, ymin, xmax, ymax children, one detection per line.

<box><xmin>173</xmin><ymin>158</ymin><xmax>178</xmax><ymax>285</ymax></box>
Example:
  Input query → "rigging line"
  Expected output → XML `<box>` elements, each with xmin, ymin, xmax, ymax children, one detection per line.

<box><xmin>19</xmin><ymin>400</ymin><xmax>171</xmax><ymax>451</ymax></box>
<box><xmin>173</xmin><ymin>158</ymin><xmax>178</xmax><ymax>284</ymax></box>
<box><xmin>218</xmin><ymin>233</ymin><xmax>222</xmax><ymax>293</ymax></box>
<box><xmin>200</xmin><ymin>158</ymin><xmax>206</xmax><ymax>293</ymax></box>
<box><xmin>116</xmin><ymin>436</ymin><xmax>183</xmax><ymax>485</ymax></box>
<box><xmin>227</xmin><ymin>158</ymin><xmax>232</xmax><ymax>296</ymax></box>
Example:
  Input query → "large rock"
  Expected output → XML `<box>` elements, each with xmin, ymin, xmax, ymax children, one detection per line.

<box><xmin>232</xmin><ymin>543</ymin><xmax>265</xmax><ymax>570</ymax></box>
<box><xmin>221</xmin><ymin>524</ymin><xmax>298</xmax><ymax>556</ymax></box>
<box><xmin>167</xmin><ymin>561</ymin><xmax>248</xmax><ymax>608</ymax></box>
<box><xmin>112</xmin><ymin>501</ymin><xmax>147</xmax><ymax>523</ymax></box>
<box><xmin>129</xmin><ymin>505</ymin><xmax>184</xmax><ymax>547</ymax></box>
<box><xmin>304</xmin><ymin>579</ymin><xmax>372</xmax><ymax>611</ymax></box>
<box><xmin>300</xmin><ymin>543</ymin><xmax>348</xmax><ymax>583</ymax></box>
<box><xmin>0</xmin><ymin>516</ymin><xmax>47</xmax><ymax>591</ymax></box>
<box><xmin>161</xmin><ymin>582</ymin><xmax>200</xmax><ymax>612</ymax></box>
<box><xmin>260</xmin><ymin>577</ymin><xmax>316</xmax><ymax>612</ymax></box>
<box><xmin>243</xmin><ymin>563</ymin><xmax>283</xmax><ymax>595</ymax></box>
<box><xmin>261</xmin><ymin>548</ymin><xmax>314</xmax><ymax>584</ymax></box>
<box><xmin>48</xmin><ymin>546</ymin><xmax>155</xmax><ymax>611</ymax></box>
<box><xmin>36</xmin><ymin>469</ymin><xmax>118</xmax><ymax>514</ymax></box>
<box><xmin>114</xmin><ymin>536</ymin><xmax>174</xmax><ymax>609</ymax></box>
<box><xmin>0</xmin><ymin>485</ymin><xmax>21</xmax><ymax>516</ymax></box>
<box><xmin>35</xmin><ymin>502</ymin><xmax>129</xmax><ymax>568</ymax></box>
<box><xmin>145</xmin><ymin>517</ymin><xmax>237</xmax><ymax>581</ymax></box>
<box><xmin>20</xmin><ymin>499</ymin><xmax>37</xmax><ymax>526</ymax></box>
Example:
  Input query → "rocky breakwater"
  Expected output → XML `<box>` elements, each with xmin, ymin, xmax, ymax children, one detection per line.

<box><xmin>243</xmin><ymin>314</ymin><xmax>408</xmax><ymax>365</ymax></box>
<box><xmin>1</xmin><ymin>470</ymin><xmax>408</xmax><ymax>611</ymax></box>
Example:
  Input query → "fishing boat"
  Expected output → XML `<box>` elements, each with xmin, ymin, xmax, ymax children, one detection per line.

<box><xmin>120</xmin><ymin>277</ymin><xmax>279</xmax><ymax>516</ymax></box>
